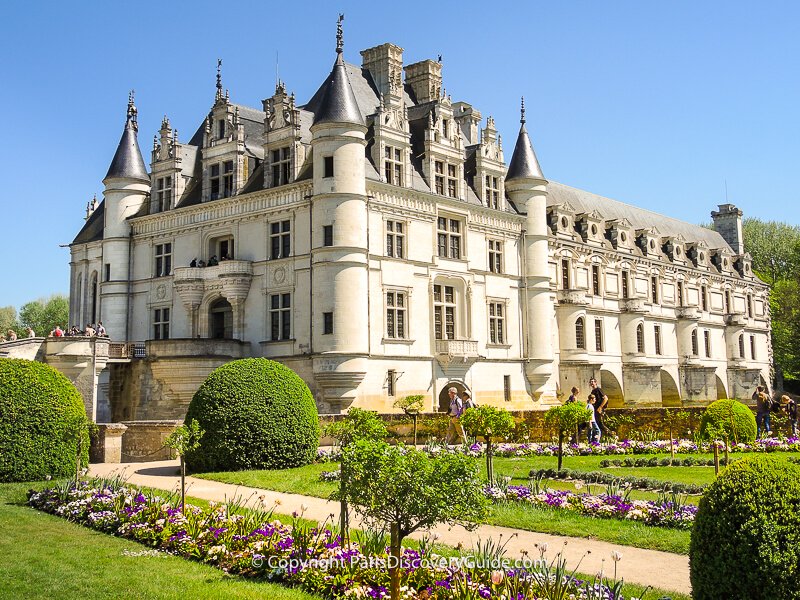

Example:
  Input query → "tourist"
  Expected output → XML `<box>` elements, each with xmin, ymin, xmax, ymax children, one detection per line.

<box><xmin>208</xmin><ymin>255</ymin><xmax>219</xmax><ymax>266</ymax></box>
<box><xmin>754</xmin><ymin>386</ymin><xmax>771</xmax><ymax>438</ymax></box>
<box><xmin>782</xmin><ymin>395</ymin><xmax>797</xmax><ymax>438</ymax></box>
<box><xmin>567</xmin><ymin>386</ymin><xmax>582</xmax><ymax>443</ymax></box>
<box><xmin>85</xmin><ymin>323</ymin><xmax>96</xmax><ymax>337</ymax></box>
<box><xmin>444</xmin><ymin>387</ymin><xmax>466</xmax><ymax>445</ymax></box>
<box><xmin>197</xmin><ymin>259</ymin><xmax>206</xmax><ymax>268</ymax></box>
<box><xmin>567</xmin><ymin>386</ymin><xmax>580</xmax><ymax>403</ymax></box>
<box><xmin>7</xmin><ymin>329</ymin><xmax>17</xmax><ymax>341</ymax></box>
<box><xmin>586</xmin><ymin>394</ymin><xmax>601</xmax><ymax>444</ymax></box>
<box><xmin>0</xmin><ymin>334</ymin><xmax>5</xmax><ymax>343</ymax></box>
<box><xmin>96</xmin><ymin>322</ymin><xmax>106</xmax><ymax>337</ymax></box>
<box><xmin>589</xmin><ymin>378</ymin><xmax>609</xmax><ymax>438</ymax></box>
<box><xmin>52</xmin><ymin>325</ymin><xmax>64</xmax><ymax>337</ymax></box>
<box><xmin>26</xmin><ymin>327</ymin><xmax>35</xmax><ymax>338</ymax></box>
<box><xmin>189</xmin><ymin>258</ymin><xmax>197</xmax><ymax>267</ymax></box>
<box><xmin>462</xmin><ymin>390</ymin><xmax>476</xmax><ymax>410</ymax></box>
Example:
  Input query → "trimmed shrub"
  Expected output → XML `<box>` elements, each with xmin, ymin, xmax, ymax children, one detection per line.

<box><xmin>690</xmin><ymin>456</ymin><xmax>800</xmax><ymax>600</ymax></box>
<box><xmin>185</xmin><ymin>358</ymin><xmax>319</xmax><ymax>472</ymax></box>
<box><xmin>699</xmin><ymin>399</ymin><xmax>757</xmax><ymax>443</ymax></box>
<box><xmin>0</xmin><ymin>358</ymin><xmax>88</xmax><ymax>482</ymax></box>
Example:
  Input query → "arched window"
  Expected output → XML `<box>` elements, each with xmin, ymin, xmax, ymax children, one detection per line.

<box><xmin>636</xmin><ymin>323</ymin><xmax>645</xmax><ymax>353</ymax></box>
<box><xmin>575</xmin><ymin>317</ymin><xmax>586</xmax><ymax>349</ymax></box>
<box><xmin>738</xmin><ymin>334</ymin><xmax>745</xmax><ymax>359</ymax></box>
<box><xmin>691</xmin><ymin>328</ymin><xmax>699</xmax><ymax>356</ymax></box>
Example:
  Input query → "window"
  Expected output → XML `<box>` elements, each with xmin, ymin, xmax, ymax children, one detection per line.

<box><xmin>747</xmin><ymin>295</ymin><xmax>753</xmax><ymax>318</ymax></box>
<box><xmin>594</xmin><ymin>319</ymin><xmax>603</xmax><ymax>352</ymax></box>
<box><xmin>270</xmin><ymin>293</ymin><xmax>291</xmax><ymax>341</ymax></box>
<box><xmin>677</xmin><ymin>281</ymin><xmax>684</xmax><ymax>307</ymax></box>
<box><xmin>654</xmin><ymin>325</ymin><xmax>662</xmax><ymax>355</ymax></box>
<box><xmin>441</xmin><ymin>118</ymin><xmax>449</xmax><ymax>138</ymax></box>
<box><xmin>270</xmin><ymin>220</ymin><xmax>291</xmax><ymax>259</ymax></box>
<box><xmin>621</xmin><ymin>270</ymin><xmax>629</xmax><ymax>299</ymax></box>
<box><xmin>386</xmin><ymin>291</ymin><xmax>407</xmax><ymax>339</ymax></box>
<box><xmin>504</xmin><ymin>375</ymin><xmax>511</xmax><ymax>402</ymax></box>
<box><xmin>434</xmin><ymin>161</ymin><xmax>445</xmax><ymax>195</ymax></box>
<box><xmin>153</xmin><ymin>308</ymin><xmax>170</xmax><ymax>340</ymax></box>
<box><xmin>387</xmin><ymin>369</ymin><xmax>397</xmax><ymax>397</ymax></box>
<box><xmin>591</xmin><ymin>265</ymin><xmax>601</xmax><ymax>296</ymax></box>
<box><xmin>704</xmin><ymin>330</ymin><xmax>711</xmax><ymax>357</ymax></box>
<box><xmin>437</xmin><ymin>217</ymin><xmax>462</xmax><ymax>259</ymax></box>
<box><xmin>386</xmin><ymin>221</ymin><xmax>405</xmax><ymax>259</ymax></box>
<box><xmin>691</xmin><ymin>328</ymin><xmax>699</xmax><ymax>356</ymax></box>
<box><xmin>156</xmin><ymin>176</ymin><xmax>172</xmax><ymax>211</ymax></box>
<box><xmin>154</xmin><ymin>243</ymin><xmax>172</xmax><ymax>277</ymax></box>
<box><xmin>488</xmin><ymin>301</ymin><xmax>505</xmax><ymax>344</ymax></box>
<box><xmin>433</xmin><ymin>284</ymin><xmax>456</xmax><ymax>340</ymax></box>
<box><xmin>575</xmin><ymin>317</ymin><xmax>586</xmax><ymax>350</ymax></box>
<box><xmin>488</xmin><ymin>240</ymin><xmax>503</xmax><ymax>273</ymax></box>
<box><xmin>738</xmin><ymin>334</ymin><xmax>745</xmax><ymax>359</ymax></box>
<box><xmin>323</xmin><ymin>312</ymin><xmax>333</xmax><ymax>335</ymax></box>
<box><xmin>216</xmin><ymin>237</ymin><xmax>234</xmax><ymax>260</ymax></box>
<box><xmin>104</xmin><ymin>263</ymin><xmax>111</xmax><ymax>282</ymax></box>
<box><xmin>447</xmin><ymin>164</ymin><xmax>457</xmax><ymax>198</ymax></box>
<box><xmin>636</xmin><ymin>323</ymin><xmax>645</xmax><ymax>353</ymax></box>
<box><xmin>210</xmin><ymin>160</ymin><xmax>234</xmax><ymax>200</ymax></box>
<box><xmin>651</xmin><ymin>276</ymin><xmax>659</xmax><ymax>304</ymax></box>
<box><xmin>384</xmin><ymin>146</ymin><xmax>403</xmax><ymax>185</ymax></box>
<box><xmin>725</xmin><ymin>290</ymin><xmax>732</xmax><ymax>313</ymax></box>
<box><xmin>485</xmin><ymin>175</ymin><xmax>500</xmax><ymax>209</ymax></box>
<box><xmin>701</xmin><ymin>285</ymin><xmax>708</xmax><ymax>311</ymax></box>
<box><xmin>323</xmin><ymin>156</ymin><xmax>334</xmax><ymax>178</ymax></box>
<box><xmin>561</xmin><ymin>259</ymin><xmax>570</xmax><ymax>290</ymax></box>
<box><xmin>217</xmin><ymin>119</ymin><xmax>225</xmax><ymax>139</ymax></box>
<box><xmin>323</xmin><ymin>225</ymin><xmax>333</xmax><ymax>247</ymax></box>
<box><xmin>271</xmin><ymin>147</ymin><xmax>291</xmax><ymax>186</ymax></box>
<box><xmin>750</xmin><ymin>335</ymin><xmax>756</xmax><ymax>360</ymax></box>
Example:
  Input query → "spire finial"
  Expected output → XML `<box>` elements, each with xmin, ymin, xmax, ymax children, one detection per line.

<box><xmin>216</xmin><ymin>59</ymin><xmax>223</xmax><ymax>101</ymax></box>
<box><xmin>520</xmin><ymin>96</ymin><xmax>526</xmax><ymax>125</ymax></box>
<box><xmin>127</xmin><ymin>89</ymin><xmax>138</xmax><ymax>130</ymax></box>
<box><xmin>336</xmin><ymin>14</ymin><xmax>344</xmax><ymax>54</ymax></box>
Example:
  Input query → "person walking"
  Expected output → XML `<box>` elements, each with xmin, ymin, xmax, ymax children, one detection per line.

<box><xmin>461</xmin><ymin>390</ymin><xmax>476</xmax><ymax>410</ymax></box>
<box><xmin>754</xmin><ymin>386</ymin><xmax>771</xmax><ymax>438</ymax></box>
<box><xmin>567</xmin><ymin>386</ymin><xmax>582</xmax><ymax>443</ymax></box>
<box><xmin>586</xmin><ymin>394</ymin><xmax>601</xmax><ymax>444</ymax></box>
<box><xmin>445</xmin><ymin>387</ymin><xmax>466</xmax><ymax>445</ymax></box>
<box><xmin>782</xmin><ymin>395</ymin><xmax>797</xmax><ymax>438</ymax></box>
<box><xmin>589</xmin><ymin>377</ymin><xmax>609</xmax><ymax>438</ymax></box>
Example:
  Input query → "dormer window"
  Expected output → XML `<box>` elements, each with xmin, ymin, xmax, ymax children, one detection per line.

<box><xmin>156</xmin><ymin>176</ymin><xmax>172</xmax><ymax>212</ymax></box>
<box><xmin>210</xmin><ymin>161</ymin><xmax>234</xmax><ymax>200</ymax></box>
<box><xmin>441</xmin><ymin>118</ymin><xmax>449</xmax><ymax>138</ymax></box>
<box><xmin>485</xmin><ymin>175</ymin><xmax>500</xmax><ymax>209</ymax></box>
<box><xmin>271</xmin><ymin>147</ymin><xmax>291</xmax><ymax>187</ymax></box>
<box><xmin>384</xmin><ymin>146</ymin><xmax>403</xmax><ymax>185</ymax></box>
<box><xmin>217</xmin><ymin>119</ymin><xmax>225</xmax><ymax>139</ymax></box>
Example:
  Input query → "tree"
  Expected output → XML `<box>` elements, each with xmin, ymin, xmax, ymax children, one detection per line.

<box><xmin>324</xmin><ymin>408</ymin><xmax>387</xmax><ymax>543</ymax></box>
<box><xmin>0</xmin><ymin>306</ymin><xmax>19</xmax><ymax>337</ymax></box>
<box><xmin>393</xmin><ymin>394</ymin><xmax>425</xmax><ymax>446</ymax></box>
<box><xmin>165</xmin><ymin>420</ymin><xmax>204</xmax><ymax>513</ymax></box>
<box><xmin>18</xmin><ymin>295</ymin><xmax>69</xmax><ymax>336</ymax></box>
<box><xmin>544</xmin><ymin>403</ymin><xmax>592</xmax><ymax>470</ymax></box>
<box><xmin>340</xmin><ymin>439</ymin><xmax>488</xmax><ymax>600</ymax></box>
<box><xmin>742</xmin><ymin>218</ymin><xmax>800</xmax><ymax>286</ymax></box>
<box><xmin>460</xmin><ymin>405</ymin><xmax>515</xmax><ymax>484</ymax></box>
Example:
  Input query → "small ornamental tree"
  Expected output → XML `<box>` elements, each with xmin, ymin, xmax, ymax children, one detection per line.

<box><xmin>690</xmin><ymin>456</ymin><xmax>800</xmax><ymax>600</ymax></box>
<box><xmin>324</xmin><ymin>408</ymin><xmax>387</xmax><ymax>542</ymax></box>
<box><xmin>545</xmin><ymin>403</ymin><xmax>592</xmax><ymax>470</ymax></box>
<box><xmin>339</xmin><ymin>439</ymin><xmax>488</xmax><ymax>600</ymax></box>
<box><xmin>165</xmin><ymin>419</ymin><xmax>204</xmax><ymax>513</ymax></box>
<box><xmin>700</xmin><ymin>399</ymin><xmax>757</xmax><ymax>445</ymax></box>
<box><xmin>460</xmin><ymin>405</ymin><xmax>515</xmax><ymax>484</ymax></box>
<box><xmin>394</xmin><ymin>394</ymin><xmax>425</xmax><ymax>446</ymax></box>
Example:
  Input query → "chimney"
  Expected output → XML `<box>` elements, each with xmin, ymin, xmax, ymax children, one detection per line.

<box><xmin>361</xmin><ymin>43</ymin><xmax>404</xmax><ymax>101</ymax></box>
<box><xmin>711</xmin><ymin>204</ymin><xmax>744</xmax><ymax>255</ymax></box>
<box><xmin>404</xmin><ymin>59</ymin><xmax>442</xmax><ymax>104</ymax></box>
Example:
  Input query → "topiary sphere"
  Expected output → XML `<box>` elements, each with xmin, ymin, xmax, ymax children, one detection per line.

<box><xmin>0</xmin><ymin>358</ymin><xmax>88</xmax><ymax>482</ymax></box>
<box><xmin>184</xmin><ymin>358</ymin><xmax>319</xmax><ymax>472</ymax></box>
<box><xmin>690</xmin><ymin>456</ymin><xmax>800</xmax><ymax>599</ymax></box>
<box><xmin>699</xmin><ymin>399</ymin><xmax>757</xmax><ymax>443</ymax></box>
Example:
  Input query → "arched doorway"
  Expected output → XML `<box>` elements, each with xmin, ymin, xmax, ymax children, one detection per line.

<box><xmin>209</xmin><ymin>298</ymin><xmax>233</xmax><ymax>339</ymax></box>
<box><xmin>438</xmin><ymin>381</ymin><xmax>470</xmax><ymax>412</ymax></box>
<box><xmin>660</xmin><ymin>370</ymin><xmax>681</xmax><ymax>407</ymax></box>
<box><xmin>715</xmin><ymin>374</ymin><xmax>728</xmax><ymax>400</ymax></box>
<box><xmin>600</xmin><ymin>370</ymin><xmax>624</xmax><ymax>408</ymax></box>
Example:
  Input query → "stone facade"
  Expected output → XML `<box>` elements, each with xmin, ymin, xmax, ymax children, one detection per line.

<box><xmin>68</xmin><ymin>34</ymin><xmax>771</xmax><ymax>419</ymax></box>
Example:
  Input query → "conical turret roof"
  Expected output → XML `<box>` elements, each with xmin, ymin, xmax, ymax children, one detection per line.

<box><xmin>312</xmin><ymin>17</ymin><xmax>364</xmax><ymax>127</ymax></box>
<box><xmin>506</xmin><ymin>98</ymin><xmax>544</xmax><ymax>181</ymax></box>
<box><xmin>105</xmin><ymin>93</ymin><xmax>149</xmax><ymax>183</ymax></box>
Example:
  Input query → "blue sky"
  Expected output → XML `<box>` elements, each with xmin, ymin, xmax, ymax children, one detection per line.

<box><xmin>1</xmin><ymin>0</ymin><xmax>798</xmax><ymax>311</ymax></box>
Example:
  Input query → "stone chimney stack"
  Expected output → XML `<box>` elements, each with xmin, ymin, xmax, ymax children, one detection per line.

<box><xmin>711</xmin><ymin>204</ymin><xmax>744</xmax><ymax>255</ymax></box>
<box><xmin>404</xmin><ymin>59</ymin><xmax>442</xmax><ymax>104</ymax></box>
<box><xmin>361</xmin><ymin>43</ymin><xmax>404</xmax><ymax>102</ymax></box>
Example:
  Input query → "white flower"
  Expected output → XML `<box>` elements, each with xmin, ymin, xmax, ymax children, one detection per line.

<box><xmin>611</xmin><ymin>550</ymin><xmax>623</xmax><ymax>562</ymax></box>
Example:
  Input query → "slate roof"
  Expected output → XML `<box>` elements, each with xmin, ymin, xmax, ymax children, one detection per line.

<box><xmin>506</xmin><ymin>122</ymin><xmax>544</xmax><ymax>181</ymax></box>
<box><xmin>105</xmin><ymin>118</ymin><xmax>149</xmax><ymax>183</ymax></box>
<box><xmin>307</xmin><ymin>53</ymin><xmax>364</xmax><ymax>126</ymax></box>
<box><xmin>72</xmin><ymin>201</ymin><xmax>105</xmax><ymax>245</ymax></box>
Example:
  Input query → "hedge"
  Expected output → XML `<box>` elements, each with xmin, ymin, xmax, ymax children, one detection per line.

<box><xmin>699</xmin><ymin>399</ymin><xmax>757</xmax><ymax>443</ymax></box>
<box><xmin>0</xmin><ymin>358</ymin><xmax>88</xmax><ymax>482</ymax></box>
<box><xmin>690</xmin><ymin>456</ymin><xmax>800</xmax><ymax>599</ymax></box>
<box><xmin>185</xmin><ymin>358</ymin><xmax>319</xmax><ymax>472</ymax></box>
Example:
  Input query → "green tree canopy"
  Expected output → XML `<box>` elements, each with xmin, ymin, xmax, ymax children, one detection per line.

<box><xmin>0</xmin><ymin>306</ymin><xmax>19</xmax><ymax>336</ymax></box>
<box><xmin>742</xmin><ymin>218</ymin><xmax>800</xmax><ymax>286</ymax></box>
<box><xmin>18</xmin><ymin>295</ymin><xmax>69</xmax><ymax>337</ymax></box>
<box><xmin>324</xmin><ymin>407</ymin><xmax>387</xmax><ymax>446</ymax></box>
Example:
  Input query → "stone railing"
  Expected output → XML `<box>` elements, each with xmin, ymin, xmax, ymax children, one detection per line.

<box><xmin>173</xmin><ymin>259</ymin><xmax>253</xmax><ymax>282</ymax></box>
<box><xmin>435</xmin><ymin>339</ymin><xmax>479</xmax><ymax>357</ymax></box>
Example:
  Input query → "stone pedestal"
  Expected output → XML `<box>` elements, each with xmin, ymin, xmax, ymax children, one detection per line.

<box><xmin>90</xmin><ymin>423</ymin><xmax>128</xmax><ymax>463</ymax></box>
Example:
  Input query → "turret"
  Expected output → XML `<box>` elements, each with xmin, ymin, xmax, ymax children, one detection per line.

<box><xmin>101</xmin><ymin>92</ymin><xmax>150</xmax><ymax>340</ymax></box>
<box><xmin>308</xmin><ymin>15</ymin><xmax>369</xmax><ymax>412</ymax></box>
<box><xmin>504</xmin><ymin>98</ymin><xmax>554</xmax><ymax>397</ymax></box>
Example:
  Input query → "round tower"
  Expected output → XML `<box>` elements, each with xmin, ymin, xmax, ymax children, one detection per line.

<box><xmin>309</xmin><ymin>17</ymin><xmax>369</xmax><ymax>412</ymax></box>
<box><xmin>504</xmin><ymin>98</ymin><xmax>555</xmax><ymax>398</ymax></box>
<box><xmin>101</xmin><ymin>92</ymin><xmax>150</xmax><ymax>340</ymax></box>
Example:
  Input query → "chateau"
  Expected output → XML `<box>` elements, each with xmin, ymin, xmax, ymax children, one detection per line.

<box><xmin>68</xmin><ymin>26</ymin><xmax>771</xmax><ymax>420</ymax></box>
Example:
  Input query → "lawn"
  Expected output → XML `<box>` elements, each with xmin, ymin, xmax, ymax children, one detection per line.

<box><xmin>0</xmin><ymin>481</ymin><xmax>319</xmax><ymax>600</ymax></box>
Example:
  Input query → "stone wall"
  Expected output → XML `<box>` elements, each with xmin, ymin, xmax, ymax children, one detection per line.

<box><xmin>120</xmin><ymin>420</ymin><xmax>181</xmax><ymax>462</ymax></box>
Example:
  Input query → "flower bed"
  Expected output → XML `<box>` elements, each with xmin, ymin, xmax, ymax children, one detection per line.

<box><xmin>29</xmin><ymin>478</ymin><xmax>659</xmax><ymax>600</ymax></box>
<box><xmin>530</xmin><ymin>468</ymin><xmax>707</xmax><ymax>495</ymax></box>
<box><xmin>487</xmin><ymin>485</ymin><xmax>697</xmax><ymax>530</ymax></box>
